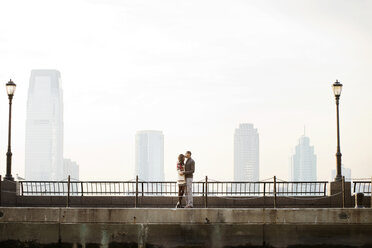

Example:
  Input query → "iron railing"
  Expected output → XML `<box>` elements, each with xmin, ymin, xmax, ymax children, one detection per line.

<box><xmin>353</xmin><ymin>181</ymin><xmax>371</xmax><ymax>195</ymax></box>
<box><xmin>275</xmin><ymin>181</ymin><xmax>328</xmax><ymax>196</ymax></box>
<box><xmin>19</xmin><ymin>180</ymin><xmax>328</xmax><ymax>197</ymax></box>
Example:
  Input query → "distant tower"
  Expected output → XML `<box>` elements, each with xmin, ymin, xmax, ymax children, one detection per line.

<box><xmin>135</xmin><ymin>130</ymin><xmax>164</xmax><ymax>181</ymax></box>
<box><xmin>331</xmin><ymin>165</ymin><xmax>351</xmax><ymax>181</ymax></box>
<box><xmin>234</xmin><ymin>123</ymin><xmax>259</xmax><ymax>181</ymax></box>
<box><xmin>291</xmin><ymin>133</ymin><xmax>317</xmax><ymax>181</ymax></box>
<box><xmin>63</xmin><ymin>159</ymin><xmax>80</xmax><ymax>181</ymax></box>
<box><xmin>25</xmin><ymin>70</ymin><xmax>64</xmax><ymax>180</ymax></box>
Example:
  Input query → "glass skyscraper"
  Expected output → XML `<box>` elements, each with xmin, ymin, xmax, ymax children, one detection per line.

<box><xmin>25</xmin><ymin>70</ymin><xmax>64</xmax><ymax>180</ymax></box>
<box><xmin>135</xmin><ymin>130</ymin><xmax>164</xmax><ymax>181</ymax></box>
<box><xmin>234</xmin><ymin>123</ymin><xmax>259</xmax><ymax>181</ymax></box>
<box><xmin>291</xmin><ymin>135</ymin><xmax>317</xmax><ymax>181</ymax></box>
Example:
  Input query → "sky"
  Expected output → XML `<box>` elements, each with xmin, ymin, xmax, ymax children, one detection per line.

<box><xmin>0</xmin><ymin>0</ymin><xmax>371</xmax><ymax>181</ymax></box>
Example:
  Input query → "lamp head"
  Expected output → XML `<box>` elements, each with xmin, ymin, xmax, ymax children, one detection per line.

<box><xmin>332</xmin><ymin>79</ymin><xmax>342</xmax><ymax>97</ymax></box>
<box><xmin>6</xmin><ymin>79</ymin><xmax>16</xmax><ymax>96</ymax></box>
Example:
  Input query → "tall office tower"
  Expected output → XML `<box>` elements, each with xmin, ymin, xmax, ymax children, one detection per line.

<box><xmin>331</xmin><ymin>165</ymin><xmax>351</xmax><ymax>181</ymax></box>
<box><xmin>290</xmin><ymin>135</ymin><xmax>317</xmax><ymax>181</ymax></box>
<box><xmin>135</xmin><ymin>130</ymin><xmax>164</xmax><ymax>181</ymax></box>
<box><xmin>25</xmin><ymin>70</ymin><xmax>64</xmax><ymax>180</ymax></box>
<box><xmin>63</xmin><ymin>159</ymin><xmax>80</xmax><ymax>181</ymax></box>
<box><xmin>234</xmin><ymin>123</ymin><xmax>259</xmax><ymax>181</ymax></box>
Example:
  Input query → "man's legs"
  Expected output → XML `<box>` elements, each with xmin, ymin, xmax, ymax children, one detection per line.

<box><xmin>185</xmin><ymin>177</ymin><xmax>193</xmax><ymax>207</ymax></box>
<box><xmin>185</xmin><ymin>180</ymin><xmax>189</xmax><ymax>206</ymax></box>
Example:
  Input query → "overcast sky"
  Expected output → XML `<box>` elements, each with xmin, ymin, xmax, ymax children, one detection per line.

<box><xmin>0</xmin><ymin>0</ymin><xmax>371</xmax><ymax>181</ymax></box>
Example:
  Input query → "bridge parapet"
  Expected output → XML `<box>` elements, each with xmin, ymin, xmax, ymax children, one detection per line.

<box><xmin>1</xmin><ymin>207</ymin><xmax>372</xmax><ymax>247</ymax></box>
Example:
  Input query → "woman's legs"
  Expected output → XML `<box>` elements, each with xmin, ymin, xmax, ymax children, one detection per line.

<box><xmin>178</xmin><ymin>185</ymin><xmax>185</xmax><ymax>206</ymax></box>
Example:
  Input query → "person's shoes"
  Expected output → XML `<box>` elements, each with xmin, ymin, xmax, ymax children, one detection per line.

<box><xmin>176</xmin><ymin>202</ymin><xmax>182</xmax><ymax>208</ymax></box>
<box><xmin>185</xmin><ymin>206</ymin><xmax>193</xmax><ymax>208</ymax></box>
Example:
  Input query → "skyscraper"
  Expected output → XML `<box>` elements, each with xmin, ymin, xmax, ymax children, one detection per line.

<box><xmin>63</xmin><ymin>159</ymin><xmax>80</xmax><ymax>181</ymax></box>
<box><xmin>135</xmin><ymin>130</ymin><xmax>164</xmax><ymax>181</ymax></box>
<box><xmin>331</xmin><ymin>165</ymin><xmax>351</xmax><ymax>181</ymax></box>
<box><xmin>290</xmin><ymin>135</ymin><xmax>317</xmax><ymax>181</ymax></box>
<box><xmin>234</xmin><ymin>123</ymin><xmax>259</xmax><ymax>181</ymax></box>
<box><xmin>25</xmin><ymin>70</ymin><xmax>64</xmax><ymax>180</ymax></box>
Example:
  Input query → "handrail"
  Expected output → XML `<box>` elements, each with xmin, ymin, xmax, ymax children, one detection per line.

<box><xmin>353</xmin><ymin>180</ymin><xmax>371</xmax><ymax>194</ymax></box>
<box><xmin>19</xmin><ymin>180</ymin><xmax>329</xmax><ymax>197</ymax></box>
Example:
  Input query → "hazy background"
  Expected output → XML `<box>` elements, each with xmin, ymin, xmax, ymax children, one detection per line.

<box><xmin>0</xmin><ymin>0</ymin><xmax>371</xmax><ymax>181</ymax></box>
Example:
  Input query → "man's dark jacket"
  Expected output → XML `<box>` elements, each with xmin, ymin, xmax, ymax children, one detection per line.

<box><xmin>184</xmin><ymin>158</ymin><xmax>195</xmax><ymax>179</ymax></box>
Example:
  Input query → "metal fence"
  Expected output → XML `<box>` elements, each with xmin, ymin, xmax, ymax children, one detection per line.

<box><xmin>353</xmin><ymin>181</ymin><xmax>371</xmax><ymax>195</ymax></box>
<box><xmin>19</xmin><ymin>179</ymin><xmax>328</xmax><ymax>197</ymax></box>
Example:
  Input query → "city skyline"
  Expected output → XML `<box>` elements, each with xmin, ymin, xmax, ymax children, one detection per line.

<box><xmin>290</xmin><ymin>134</ymin><xmax>317</xmax><ymax>181</ymax></box>
<box><xmin>25</xmin><ymin>70</ymin><xmax>64</xmax><ymax>180</ymax></box>
<box><xmin>332</xmin><ymin>165</ymin><xmax>351</xmax><ymax>182</ymax></box>
<box><xmin>234</xmin><ymin>123</ymin><xmax>259</xmax><ymax>181</ymax></box>
<box><xmin>0</xmin><ymin>0</ymin><xmax>371</xmax><ymax>181</ymax></box>
<box><xmin>63</xmin><ymin>158</ymin><xmax>80</xmax><ymax>181</ymax></box>
<box><xmin>135</xmin><ymin>130</ymin><xmax>165</xmax><ymax>181</ymax></box>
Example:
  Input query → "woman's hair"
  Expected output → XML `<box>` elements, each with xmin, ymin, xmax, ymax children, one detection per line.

<box><xmin>178</xmin><ymin>154</ymin><xmax>185</xmax><ymax>165</ymax></box>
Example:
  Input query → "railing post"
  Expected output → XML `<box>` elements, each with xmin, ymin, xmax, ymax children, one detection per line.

<box><xmin>371</xmin><ymin>177</ymin><xmax>372</xmax><ymax>208</ymax></box>
<box><xmin>81</xmin><ymin>182</ymin><xmax>84</xmax><ymax>196</ymax></box>
<box><xmin>342</xmin><ymin>176</ymin><xmax>345</xmax><ymax>208</ymax></box>
<box><xmin>370</xmin><ymin>177</ymin><xmax>372</xmax><ymax>208</ymax></box>
<box><xmin>202</xmin><ymin>182</ymin><xmax>204</xmax><ymax>197</ymax></box>
<box><xmin>135</xmin><ymin>175</ymin><xmax>138</xmax><ymax>208</ymax></box>
<box><xmin>21</xmin><ymin>181</ymin><xmax>24</xmax><ymax>196</ymax></box>
<box><xmin>0</xmin><ymin>175</ymin><xmax>2</xmax><ymax>206</ymax></box>
<box><xmin>67</xmin><ymin>175</ymin><xmax>70</xmax><ymax>208</ymax></box>
<box><xmin>263</xmin><ymin>182</ymin><xmax>266</xmax><ymax>208</ymax></box>
<box><xmin>273</xmin><ymin>176</ymin><xmax>277</xmax><ymax>208</ymax></box>
<box><xmin>141</xmin><ymin>182</ymin><xmax>144</xmax><ymax>197</ymax></box>
<box><xmin>205</xmin><ymin>176</ymin><xmax>208</xmax><ymax>208</ymax></box>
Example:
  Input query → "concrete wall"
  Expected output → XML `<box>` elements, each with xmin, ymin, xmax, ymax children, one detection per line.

<box><xmin>2</xmin><ymin>194</ymin><xmax>370</xmax><ymax>208</ymax></box>
<box><xmin>1</xmin><ymin>207</ymin><xmax>372</xmax><ymax>247</ymax></box>
<box><xmin>7</xmin><ymin>195</ymin><xmax>361</xmax><ymax>208</ymax></box>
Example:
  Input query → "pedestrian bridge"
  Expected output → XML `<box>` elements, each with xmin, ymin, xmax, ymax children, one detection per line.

<box><xmin>0</xmin><ymin>207</ymin><xmax>372</xmax><ymax>247</ymax></box>
<box><xmin>1</xmin><ymin>178</ymin><xmax>372</xmax><ymax>247</ymax></box>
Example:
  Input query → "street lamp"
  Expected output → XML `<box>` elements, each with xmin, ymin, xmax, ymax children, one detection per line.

<box><xmin>5</xmin><ymin>79</ymin><xmax>16</xmax><ymax>181</ymax></box>
<box><xmin>332</xmin><ymin>79</ymin><xmax>343</xmax><ymax>181</ymax></box>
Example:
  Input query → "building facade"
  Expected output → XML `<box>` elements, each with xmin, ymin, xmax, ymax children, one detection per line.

<box><xmin>234</xmin><ymin>123</ymin><xmax>259</xmax><ymax>181</ymax></box>
<box><xmin>135</xmin><ymin>130</ymin><xmax>164</xmax><ymax>181</ymax></box>
<box><xmin>291</xmin><ymin>135</ymin><xmax>317</xmax><ymax>181</ymax></box>
<box><xmin>25</xmin><ymin>70</ymin><xmax>64</xmax><ymax>180</ymax></box>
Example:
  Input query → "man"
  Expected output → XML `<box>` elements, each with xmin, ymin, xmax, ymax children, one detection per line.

<box><xmin>182</xmin><ymin>151</ymin><xmax>195</xmax><ymax>208</ymax></box>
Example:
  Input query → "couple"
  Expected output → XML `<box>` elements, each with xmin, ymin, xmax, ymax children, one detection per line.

<box><xmin>176</xmin><ymin>151</ymin><xmax>195</xmax><ymax>208</ymax></box>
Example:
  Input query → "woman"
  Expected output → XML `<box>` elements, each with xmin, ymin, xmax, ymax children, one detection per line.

<box><xmin>176</xmin><ymin>154</ymin><xmax>186</xmax><ymax>208</ymax></box>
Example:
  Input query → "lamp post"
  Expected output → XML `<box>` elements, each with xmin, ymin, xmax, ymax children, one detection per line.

<box><xmin>332</xmin><ymin>80</ymin><xmax>343</xmax><ymax>181</ymax></box>
<box><xmin>5</xmin><ymin>79</ymin><xmax>16</xmax><ymax>181</ymax></box>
